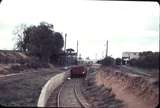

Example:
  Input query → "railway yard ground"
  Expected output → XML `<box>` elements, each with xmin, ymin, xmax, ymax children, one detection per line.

<box><xmin>0</xmin><ymin>63</ymin><xmax>159</xmax><ymax>108</ymax></box>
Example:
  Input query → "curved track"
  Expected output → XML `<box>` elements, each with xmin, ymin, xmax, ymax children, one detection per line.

<box><xmin>46</xmin><ymin>78</ymin><xmax>89</xmax><ymax>107</ymax></box>
<box><xmin>57</xmin><ymin>78</ymin><xmax>85</xmax><ymax>107</ymax></box>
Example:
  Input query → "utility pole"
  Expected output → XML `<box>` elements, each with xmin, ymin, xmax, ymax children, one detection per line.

<box><xmin>95</xmin><ymin>53</ymin><xmax>97</xmax><ymax>60</ymax></box>
<box><xmin>76</xmin><ymin>40</ymin><xmax>79</xmax><ymax>65</ymax></box>
<box><xmin>106</xmin><ymin>40</ymin><xmax>108</xmax><ymax>57</ymax></box>
<box><xmin>102</xmin><ymin>51</ymin><xmax>104</xmax><ymax>59</ymax></box>
<box><xmin>64</xmin><ymin>33</ymin><xmax>67</xmax><ymax>51</ymax></box>
<box><xmin>64</xmin><ymin>33</ymin><xmax>67</xmax><ymax>66</ymax></box>
<box><xmin>77</xmin><ymin>40</ymin><xmax>78</xmax><ymax>57</ymax></box>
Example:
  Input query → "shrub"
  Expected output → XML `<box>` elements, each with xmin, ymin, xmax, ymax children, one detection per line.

<box><xmin>99</xmin><ymin>56</ymin><xmax>114</xmax><ymax>66</ymax></box>
<box><xmin>115</xmin><ymin>58</ymin><xmax>122</xmax><ymax>65</ymax></box>
<box><xmin>129</xmin><ymin>51</ymin><xmax>159</xmax><ymax>69</ymax></box>
<box><xmin>128</xmin><ymin>58</ymin><xmax>137</xmax><ymax>66</ymax></box>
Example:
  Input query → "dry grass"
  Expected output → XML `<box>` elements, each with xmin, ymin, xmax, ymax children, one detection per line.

<box><xmin>0</xmin><ymin>67</ymin><xmax>62</xmax><ymax>107</ymax></box>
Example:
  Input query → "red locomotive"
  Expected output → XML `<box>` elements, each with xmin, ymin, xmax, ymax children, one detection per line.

<box><xmin>70</xmin><ymin>65</ymin><xmax>87</xmax><ymax>78</ymax></box>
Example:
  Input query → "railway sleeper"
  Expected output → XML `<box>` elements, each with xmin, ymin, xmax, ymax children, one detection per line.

<box><xmin>92</xmin><ymin>101</ymin><xmax>102</xmax><ymax>107</ymax></box>
<box><xmin>88</xmin><ymin>72</ymin><xmax>96</xmax><ymax>76</ymax></box>
<box><xmin>88</xmin><ymin>88</ymin><xmax>102</xmax><ymax>94</ymax></box>
<box><xmin>86</xmin><ymin>81</ymin><xmax>96</xmax><ymax>86</ymax></box>
<box><xmin>96</xmin><ymin>84</ymin><xmax>105</xmax><ymax>89</ymax></box>
<box><xmin>84</xmin><ymin>86</ymin><xmax>115</xmax><ymax>101</ymax></box>
<box><xmin>86</xmin><ymin>73</ymin><xmax>95</xmax><ymax>78</ymax></box>
<box><xmin>85</xmin><ymin>76</ymin><xmax>96</xmax><ymax>81</ymax></box>
<box><xmin>98</xmin><ymin>86</ymin><xmax>112</xmax><ymax>95</ymax></box>
<box><xmin>84</xmin><ymin>86</ymin><xmax>100</xmax><ymax>94</ymax></box>
<box><xmin>98</xmin><ymin>90</ymin><xmax>113</xmax><ymax>97</ymax></box>
<box><xmin>96</xmin><ymin>92</ymin><xmax>115</xmax><ymax>100</ymax></box>
<box><xmin>102</xmin><ymin>96</ymin><xmax>116</xmax><ymax>103</ymax></box>
<box><xmin>107</xmin><ymin>103</ymin><xmax>124</xmax><ymax>108</ymax></box>
<box><xmin>84</xmin><ymin>85</ymin><xmax>97</xmax><ymax>91</ymax></box>
<box><xmin>87</xmin><ymin>85</ymin><xmax>104</xmax><ymax>92</ymax></box>
<box><xmin>86</xmin><ymin>75</ymin><xmax>96</xmax><ymax>79</ymax></box>
<box><xmin>94</xmin><ymin>94</ymin><xmax>113</xmax><ymax>102</ymax></box>
<box><xmin>97</xmin><ymin>101</ymin><xmax>109</xmax><ymax>106</ymax></box>
<box><xmin>93</xmin><ymin>101</ymin><xmax>112</xmax><ymax>108</ymax></box>
<box><xmin>97</xmin><ymin>104</ymin><xmax>110</xmax><ymax>108</ymax></box>
<box><xmin>106</xmin><ymin>93</ymin><xmax>116</xmax><ymax>98</ymax></box>
<box><xmin>103</xmin><ymin>98</ymin><xmax>122</xmax><ymax>104</ymax></box>
<box><xmin>92</xmin><ymin>98</ymin><xmax>122</xmax><ymax>108</ymax></box>
<box><xmin>84</xmin><ymin>90</ymin><xmax>99</xmax><ymax>97</ymax></box>
<box><xmin>83</xmin><ymin>88</ymin><xmax>97</xmax><ymax>94</ymax></box>
<box><xmin>103</xmin><ymin>98</ymin><xmax>122</xmax><ymax>105</ymax></box>
<box><xmin>94</xmin><ymin>93</ymin><xmax>111</xmax><ymax>100</ymax></box>
<box><xmin>108</xmin><ymin>99</ymin><xmax>123</xmax><ymax>105</ymax></box>
<box><xmin>97</xmin><ymin>99</ymin><xmax>124</xmax><ymax>108</ymax></box>
<box><xmin>92</xmin><ymin>96</ymin><xmax>103</xmax><ymax>102</ymax></box>
<box><xmin>86</xmin><ymin>79</ymin><xmax>96</xmax><ymax>84</ymax></box>
<box><xmin>98</xmin><ymin>102</ymin><xmax>124</xmax><ymax>108</ymax></box>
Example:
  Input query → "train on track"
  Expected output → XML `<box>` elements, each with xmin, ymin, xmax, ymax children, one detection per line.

<box><xmin>70</xmin><ymin>65</ymin><xmax>87</xmax><ymax>78</ymax></box>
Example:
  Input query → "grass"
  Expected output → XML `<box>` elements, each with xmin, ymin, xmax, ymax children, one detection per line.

<box><xmin>0</xmin><ymin>68</ymin><xmax>61</xmax><ymax>107</ymax></box>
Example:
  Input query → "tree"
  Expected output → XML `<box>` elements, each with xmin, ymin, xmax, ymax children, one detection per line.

<box><xmin>86</xmin><ymin>57</ymin><xmax>90</xmax><ymax>60</ymax></box>
<box><xmin>14</xmin><ymin>22</ymin><xmax>64</xmax><ymax>62</ymax></box>
<box><xmin>139</xmin><ymin>51</ymin><xmax>153</xmax><ymax>57</ymax></box>
<box><xmin>98</xmin><ymin>56</ymin><xmax>114</xmax><ymax>66</ymax></box>
<box><xmin>13</xmin><ymin>24</ymin><xmax>27</xmax><ymax>51</ymax></box>
<box><xmin>115</xmin><ymin>58</ymin><xmax>121</xmax><ymax>65</ymax></box>
<box><xmin>52</xmin><ymin>32</ymin><xmax>64</xmax><ymax>52</ymax></box>
<box><xmin>128</xmin><ymin>58</ymin><xmax>137</xmax><ymax>66</ymax></box>
<box><xmin>128</xmin><ymin>51</ymin><xmax>159</xmax><ymax>69</ymax></box>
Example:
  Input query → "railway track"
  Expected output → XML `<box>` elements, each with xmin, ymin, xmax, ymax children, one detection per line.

<box><xmin>47</xmin><ymin>78</ymin><xmax>90</xmax><ymax>108</ymax></box>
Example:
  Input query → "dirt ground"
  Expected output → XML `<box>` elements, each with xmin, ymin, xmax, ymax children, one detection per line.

<box><xmin>0</xmin><ymin>66</ymin><xmax>62</xmax><ymax>106</ymax></box>
<box><xmin>96</xmin><ymin>66</ymin><xmax>159</xmax><ymax>108</ymax></box>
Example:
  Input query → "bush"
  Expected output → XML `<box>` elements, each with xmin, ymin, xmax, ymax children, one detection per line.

<box><xmin>98</xmin><ymin>56</ymin><xmax>114</xmax><ymax>66</ymax></box>
<box><xmin>122</xmin><ymin>59</ymin><xmax>126</xmax><ymax>65</ymax></box>
<box><xmin>115</xmin><ymin>58</ymin><xmax>121</xmax><ymax>65</ymax></box>
<box><xmin>129</xmin><ymin>51</ymin><xmax>159</xmax><ymax>69</ymax></box>
<box><xmin>128</xmin><ymin>58</ymin><xmax>137</xmax><ymax>66</ymax></box>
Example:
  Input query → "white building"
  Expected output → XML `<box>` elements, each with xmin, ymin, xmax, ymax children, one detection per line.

<box><xmin>122</xmin><ymin>52</ymin><xmax>140</xmax><ymax>64</ymax></box>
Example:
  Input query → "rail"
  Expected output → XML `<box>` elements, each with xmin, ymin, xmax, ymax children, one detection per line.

<box><xmin>57</xmin><ymin>79</ymin><xmax>89</xmax><ymax>108</ymax></box>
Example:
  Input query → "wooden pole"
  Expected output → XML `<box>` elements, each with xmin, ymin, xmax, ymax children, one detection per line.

<box><xmin>64</xmin><ymin>33</ymin><xmax>67</xmax><ymax>51</ymax></box>
<box><xmin>106</xmin><ymin>40</ymin><xmax>108</xmax><ymax>57</ymax></box>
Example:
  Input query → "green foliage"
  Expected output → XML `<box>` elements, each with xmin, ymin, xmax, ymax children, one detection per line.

<box><xmin>14</xmin><ymin>22</ymin><xmax>64</xmax><ymax>62</ymax></box>
<box><xmin>122</xmin><ymin>59</ymin><xmax>126</xmax><ymax>65</ymax></box>
<box><xmin>129</xmin><ymin>51</ymin><xmax>159</xmax><ymax>69</ymax></box>
<box><xmin>52</xmin><ymin>32</ymin><xmax>64</xmax><ymax>52</ymax></box>
<box><xmin>13</xmin><ymin>24</ymin><xmax>27</xmax><ymax>51</ymax></box>
<box><xmin>115</xmin><ymin>58</ymin><xmax>121</xmax><ymax>65</ymax></box>
<box><xmin>97</xmin><ymin>56</ymin><xmax>114</xmax><ymax>66</ymax></box>
<box><xmin>128</xmin><ymin>58</ymin><xmax>137</xmax><ymax>66</ymax></box>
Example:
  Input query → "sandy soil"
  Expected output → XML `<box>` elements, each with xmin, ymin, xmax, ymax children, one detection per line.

<box><xmin>96</xmin><ymin>67</ymin><xmax>159</xmax><ymax>108</ymax></box>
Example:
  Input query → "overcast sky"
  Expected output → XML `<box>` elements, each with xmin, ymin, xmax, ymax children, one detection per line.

<box><xmin>0</xmin><ymin>0</ymin><xmax>159</xmax><ymax>59</ymax></box>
